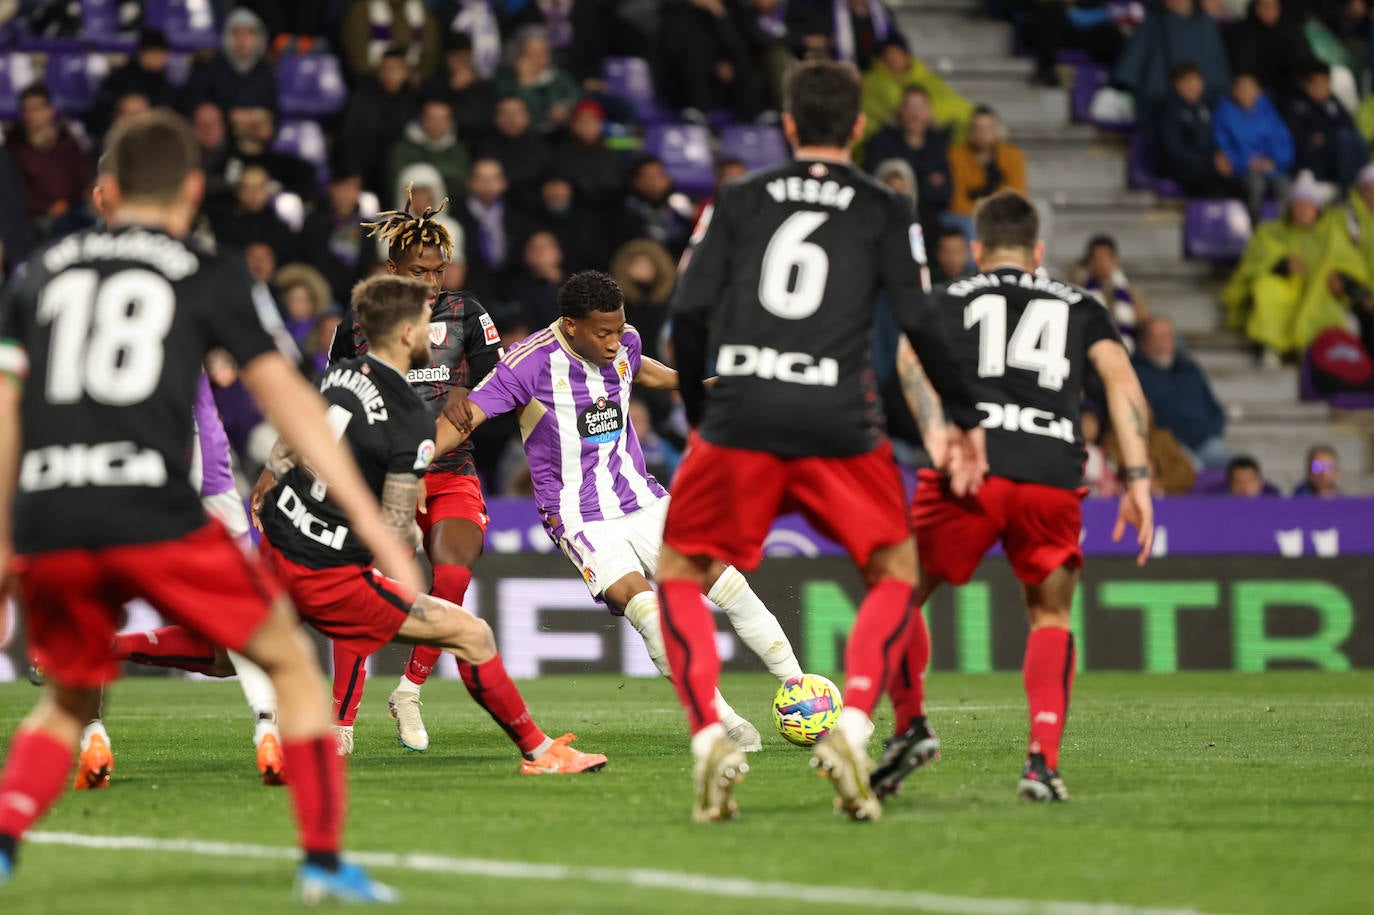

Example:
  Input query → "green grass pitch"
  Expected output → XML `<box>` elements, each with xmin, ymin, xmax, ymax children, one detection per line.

<box><xmin>0</xmin><ymin>671</ymin><xmax>1370</xmax><ymax>914</ymax></box>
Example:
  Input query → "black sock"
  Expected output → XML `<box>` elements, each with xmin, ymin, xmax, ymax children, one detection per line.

<box><xmin>0</xmin><ymin>833</ymin><xmax>17</xmax><ymax>866</ymax></box>
<box><xmin>305</xmin><ymin>850</ymin><xmax>340</xmax><ymax>873</ymax></box>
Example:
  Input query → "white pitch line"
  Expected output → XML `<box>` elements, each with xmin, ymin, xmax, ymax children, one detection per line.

<box><xmin>28</xmin><ymin>831</ymin><xmax>1235</xmax><ymax>915</ymax></box>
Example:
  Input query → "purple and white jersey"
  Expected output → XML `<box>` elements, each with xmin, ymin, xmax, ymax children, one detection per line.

<box><xmin>469</xmin><ymin>321</ymin><xmax>668</xmax><ymax>534</ymax></box>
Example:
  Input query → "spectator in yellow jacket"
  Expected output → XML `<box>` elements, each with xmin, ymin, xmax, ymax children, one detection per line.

<box><xmin>948</xmin><ymin>106</ymin><xmax>1027</xmax><ymax>216</ymax></box>
<box><xmin>860</xmin><ymin>37</ymin><xmax>973</xmax><ymax>143</ymax></box>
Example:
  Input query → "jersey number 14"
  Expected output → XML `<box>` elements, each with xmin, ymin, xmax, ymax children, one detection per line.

<box><xmin>964</xmin><ymin>294</ymin><xmax>1072</xmax><ymax>391</ymax></box>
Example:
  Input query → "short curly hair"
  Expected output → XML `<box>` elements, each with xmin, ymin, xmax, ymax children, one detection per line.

<box><xmin>558</xmin><ymin>270</ymin><xmax>624</xmax><ymax>319</ymax></box>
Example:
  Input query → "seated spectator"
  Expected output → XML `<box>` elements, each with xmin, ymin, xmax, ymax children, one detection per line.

<box><xmin>790</xmin><ymin>0</ymin><xmax>907</xmax><ymax>71</ymax></box>
<box><xmin>425</xmin><ymin>32</ymin><xmax>497</xmax><ymax>143</ymax></box>
<box><xmin>1115</xmin><ymin>0</ymin><xmax>1229</xmax><ymax>117</ymax></box>
<box><xmin>630</xmin><ymin>397</ymin><xmax>682</xmax><ymax>482</ymax></box>
<box><xmin>860</xmin><ymin>39</ymin><xmax>971</xmax><ymax>143</ymax></box>
<box><xmin>507</xmin><ymin>230</ymin><xmax>566</xmax><ymax>326</ymax></box>
<box><xmin>494</xmin><ymin>26</ymin><xmax>581</xmax><ymax>132</ymax></box>
<box><xmin>1079</xmin><ymin>408</ymin><xmax>1120</xmax><ymax>498</ymax></box>
<box><xmin>874</xmin><ymin>158</ymin><xmax>916</xmax><ymax>198</ymax></box>
<box><xmin>457</xmin><ymin>158</ymin><xmax>535</xmax><ymax>303</ymax></box>
<box><xmin>385</xmin><ymin>164</ymin><xmax>465</xmax><ymax>261</ymax></box>
<box><xmin>110</xmin><ymin>92</ymin><xmax>151</xmax><ymax>129</ymax></box>
<box><xmin>1225</xmin><ymin>455</ymin><xmax>1280</xmax><ymax>496</ymax></box>
<box><xmin>1101</xmin><ymin>401</ymin><xmax>1198</xmax><ymax>494</ymax></box>
<box><xmin>1079</xmin><ymin>234</ymin><xmax>1147</xmax><ymax>351</ymax></box>
<box><xmin>477</xmin><ymin>96</ymin><xmax>554</xmax><ymax>209</ymax></box>
<box><xmin>1225</xmin><ymin>0</ymin><xmax>1316</xmax><ymax>103</ymax></box>
<box><xmin>212</xmin><ymin>164</ymin><xmax>299</xmax><ymax>265</ymax></box>
<box><xmin>621</xmin><ymin>156</ymin><xmax>696</xmax><ymax>259</ymax></box>
<box><xmin>931</xmin><ymin>228</ymin><xmax>970</xmax><ymax>284</ymax></box>
<box><xmin>1293</xmin><ymin>443</ymin><xmax>1342</xmax><ymax>496</ymax></box>
<box><xmin>610</xmin><ymin>238</ymin><xmax>677</xmax><ymax>349</ymax></box>
<box><xmin>342</xmin><ymin>48</ymin><xmax>421</xmax><ymax>197</ymax></box>
<box><xmin>1020</xmin><ymin>0</ymin><xmax>1136</xmax><ymax>88</ymax></box>
<box><xmin>1285</xmin><ymin>60</ymin><xmax>1369</xmax><ymax>189</ymax></box>
<box><xmin>244</xmin><ymin>241</ymin><xmax>278</xmax><ymax>287</ymax></box>
<box><xmin>340</xmin><ymin>0</ymin><xmax>440</xmax><ymax>80</ymax></box>
<box><xmin>1221</xmin><ymin>176</ymin><xmax>1367</xmax><ymax>357</ymax></box>
<box><xmin>658</xmin><ymin>0</ymin><xmax>755</xmax><ymax>121</ymax></box>
<box><xmin>274</xmin><ymin>262</ymin><xmax>335</xmax><ymax>375</ymax></box>
<box><xmin>1157</xmin><ymin>61</ymin><xmax>1241</xmax><ymax>197</ymax></box>
<box><xmin>1132</xmin><ymin>316</ymin><xmax>1233</xmax><ymax>468</ymax></box>
<box><xmin>193</xmin><ymin>101</ymin><xmax>234</xmax><ymax>207</ymax></box>
<box><xmin>948</xmin><ymin>106</ymin><xmax>1027</xmax><ymax>219</ymax></box>
<box><xmin>436</xmin><ymin>0</ymin><xmax>506</xmax><ymax>79</ymax></box>
<box><xmin>389</xmin><ymin>96</ymin><xmax>471</xmax><ymax>203</ymax></box>
<box><xmin>555</xmin><ymin>100</ymin><xmax>625</xmax><ymax>210</ymax></box>
<box><xmin>1337</xmin><ymin>163</ymin><xmax>1374</xmax><ymax>265</ymax></box>
<box><xmin>223</xmin><ymin>107</ymin><xmax>317</xmax><ymax>200</ymax></box>
<box><xmin>535</xmin><ymin>173</ymin><xmax>609</xmax><ymax>271</ymax></box>
<box><xmin>864</xmin><ymin>86</ymin><xmax>952</xmax><ymax>235</ymax></box>
<box><xmin>187</xmin><ymin>8</ymin><xmax>278</xmax><ymax>115</ymax></box>
<box><xmin>1214</xmin><ymin>72</ymin><xmax>1295</xmax><ymax>222</ymax></box>
<box><xmin>302</xmin><ymin>165</ymin><xmax>379</xmax><ymax>307</ymax></box>
<box><xmin>91</xmin><ymin>29</ymin><xmax>184</xmax><ymax>136</ymax></box>
<box><xmin>5</xmin><ymin>85</ymin><xmax>91</xmax><ymax>237</ymax></box>
<box><xmin>731</xmin><ymin>0</ymin><xmax>798</xmax><ymax>112</ymax></box>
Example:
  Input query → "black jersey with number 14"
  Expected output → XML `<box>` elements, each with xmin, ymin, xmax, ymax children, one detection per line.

<box><xmin>0</xmin><ymin>226</ymin><xmax>279</xmax><ymax>554</ymax></box>
<box><xmin>671</xmin><ymin>158</ymin><xmax>974</xmax><ymax>458</ymax></box>
<box><xmin>936</xmin><ymin>266</ymin><xmax>1123</xmax><ymax>490</ymax></box>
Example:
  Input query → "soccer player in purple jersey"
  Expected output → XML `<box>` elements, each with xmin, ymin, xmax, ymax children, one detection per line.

<box><xmin>437</xmin><ymin>272</ymin><xmax>803</xmax><ymax>750</ymax></box>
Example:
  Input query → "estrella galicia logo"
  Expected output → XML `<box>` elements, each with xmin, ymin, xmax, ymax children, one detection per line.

<box><xmin>578</xmin><ymin>396</ymin><xmax>623</xmax><ymax>444</ymax></box>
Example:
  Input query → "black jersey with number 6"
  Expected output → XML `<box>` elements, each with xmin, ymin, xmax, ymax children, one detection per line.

<box><xmin>937</xmin><ymin>266</ymin><xmax>1123</xmax><ymax>490</ymax></box>
<box><xmin>671</xmin><ymin>158</ymin><xmax>975</xmax><ymax>458</ymax></box>
<box><xmin>260</xmin><ymin>354</ymin><xmax>435</xmax><ymax>570</ymax></box>
<box><xmin>0</xmin><ymin>226</ymin><xmax>279</xmax><ymax>554</ymax></box>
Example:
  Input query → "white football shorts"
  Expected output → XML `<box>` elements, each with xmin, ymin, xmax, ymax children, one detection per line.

<box><xmin>557</xmin><ymin>497</ymin><xmax>670</xmax><ymax>599</ymax></box>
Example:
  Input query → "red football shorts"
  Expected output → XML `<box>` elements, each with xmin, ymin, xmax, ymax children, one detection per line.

<box><xmin>259</xmin><ymin>540</ymin><xmax>417</xmax><ymax>657</ymax></box>
<box><xmin>14</xmin><ymin>522</ymin><xmax>279</xmax><ymax>689</ymax></box>
<box><xmin>663</xmin><ymin>435</ymin><xmax>910</xmax><ymax>572</ymax></box>
<box><xmin>418</xmin><ymin>471</ymin><xmax>489</xmax><ymax>539</ymax></box>
<box><xmin>909</xmin><ymin>469</ymin><xmax>1086</xmax><ymax>586</ymax></box>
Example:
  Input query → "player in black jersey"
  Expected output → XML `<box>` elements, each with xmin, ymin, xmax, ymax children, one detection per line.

<box><xmin>658</xmin><ymin>59</ymin><xmax>986</xmax><ymax>823</ymax></box>
<box><xmin>256</xmin><ymin>275</ymin><xmax>506</xmax><ymax>754</ymax></box>
<box><xmin>0</xmin><ymin>111</ymin><xmax>418</xmax><ymax>902</ymax></box>
<box><xmin>257</xmin><ymin>192</ymin><xmax>605</xmax><ymax>774</ymax></box>
<box><xmin>875</xmin><ymin>190</ymin><xmax>1154</xmax><ymax>803</ymax></box>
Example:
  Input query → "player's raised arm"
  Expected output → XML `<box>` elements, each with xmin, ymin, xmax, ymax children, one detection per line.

<box><xmin>670</xmin><ymin>195</ymin><xmax>732</xmax><ymax>426</ymax></box>
<box><xmin>1090</xmin><ymin>336</ymin><xmax>1155</xmax><ymax>565</ymax></box>
<box><xmin>440</xmin><ymin>297</ymin><xmax>502</xmax><ymax>433</ymax></box>
<box><xmin>634</xmin><ymin>355</ymin><xmax>680</xmax><ymax>390</ymax></box>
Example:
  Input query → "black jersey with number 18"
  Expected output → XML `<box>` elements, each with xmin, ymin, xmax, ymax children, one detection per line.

<box><xmin>671</xmin><ymin>158</ymin><xmax>975</xmax><ymax>458</ymax></box>
<box><xmin>0</xmin><ymin>226</ymin><xmax>280</xmax><ymax>554</ymax></box>
<box><xmin>936</xmin><ymin>266</ymin><xmax>1123</xmax><ymax>490</ymax></box>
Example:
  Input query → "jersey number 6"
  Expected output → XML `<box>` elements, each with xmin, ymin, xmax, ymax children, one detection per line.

<box><xmin>758</xmin><ymin>212</ymin><xmax>830</xmax><ymax>320</ymax></box>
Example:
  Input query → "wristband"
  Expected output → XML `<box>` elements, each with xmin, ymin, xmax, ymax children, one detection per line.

<box><xmin>1122</xmin><ymin>466</ymin><xmax>1150</xmax><ymax>482</ymax></box>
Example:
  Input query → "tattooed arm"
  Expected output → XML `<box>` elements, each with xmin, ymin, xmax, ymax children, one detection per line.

<box><xmin>1090</xmin><ymin>338</ymin><xmax>1155</xmax><ymax>565</ymax></box>
<box><xmin>895</xmin><ymin>336</ymin><xmax>949</xmax><ymax>469</ymax></box>
<box><xmin>381</xmin><ymin>472</ymin><xmax>423</xmax><ymax>550</ymax></box>
<box><xmin>248</xmin><ymin>437</ymin><xmax>298</xmax><ymax>532</ymax></box>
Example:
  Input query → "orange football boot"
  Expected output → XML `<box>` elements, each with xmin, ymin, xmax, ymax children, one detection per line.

<box><xmin>257</xmin><ymin>732</ymin><xmax>287</xmax><ymax>786</ymax></box>
<box><xmin>73</xmin><ymin>732</ymin><xmax>113</xmax><ymax>791</ymax></box>
<box><xmin>518</xmin><ymin>734</ymin><xmax>607</xmax><ymax>775</ymax></box>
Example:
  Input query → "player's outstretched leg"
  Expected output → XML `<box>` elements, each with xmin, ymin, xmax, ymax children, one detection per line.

<box><xmin>658</xmin><ymin>546</ymin><xmax>745</xmax><ymax>822</ymax></box>
<box><xmin>705</xmin><ymin>565</ymin><xmax>802</xmax><ymax>682</ymax></box>
<box><xmin>228</xmin><ymin>650</ymin><xmax>285</xmax><ymax>785</ymax></box>
<box><xmin>113</xmin><ymin>625</ymin><xmax>232</xmax><ymax>676</ymax></box>
<box><xmin>814</xmin><ymin>541</ymin><xmax>920</xmax><ymax>823</ymax></box>
<box><xmin>396</xmin><ymin>593</ymin><xmax>607</xmax><ymax>775</ymax></box>
<box><xmin>332</xmin><ymin>641</ymin><xmax>367</xmax><ymax>757</ymax></box>
<box><xmin>872</xmin><ymin>574</ymin><xmax>943</xmax><ymax>800</ymax></box>
<box><xmin>1017</xmin><ymin>568</ymin><xmax>1078</xmax><ymax>802</ymax></box>
<box><xmin>0</xmin><ymin>684</ymin><xmax>101</xmax><ymax>887</ymax></box>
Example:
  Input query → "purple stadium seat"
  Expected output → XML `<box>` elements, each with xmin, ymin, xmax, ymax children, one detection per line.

<box><xmin>643</xmin><ymin>124</ymin><xmax>715</xmax><ymax>196</ymax></box>
<box><xmin>277</xmin><ymin>53</ymin><xmax>347</xmax><ymax>118</ymax></box>
<box><xmin>602</xmin><ymin>56</ymin><xmax>674</xmax><ymax>125</ymax></box>
<box><xmin>1192</xmin><ymin>466</ymin><xmax>1228</xmax><ymax>494</ymax></box>
<box><xmin>1126</xmin><ymin>132</ymin><xmax>1184</xmax><ymax>198</ymax></box>
<box><xmin>80</xmin><ymin>0</ymin><xmax>121</xmax><ymax>43</ymax></box>
<box><xmin>46</xmin><ymin>52</ymin><xmax>109</xmax><ymax>116</ymax></box>
<box><xmin>148</xmin><ymin>0</ymin><xmax>219</xmax><ymax>52</ymax></box>
<box><xmin>1183</xmin><ymin>199</ymin><xmax>1252</xmax><ymax>261</ymax></box>
<box><xmin>1056</xmin><ymin>48</ymin><xmax>1093</xmax><ymax>66</ymax></box>
<box><xmin>0</xmin><ymin>54</ymin><xmax>38</xmax><ymax>122</ymax></box>
<box><xmin>719</xmin><ymin>124</ymin><xmax>788</xmax><ymax>172</ymax></box>
<box><xmin>1070</xmin><ymin>65</ymin><xmax>1105</xmax><ymax>124</ymax></box>
<box><xmin>1260</xmin><ymin>199</ymin><xmax>1281</xmax><ymax>222</ymax></box>
<box><xmin>273</xmin><ymin>120</ymin><xmax>329</xmax><ymax>186</ymax></box>
<box><xmin>165</xmin><ymin>53</ymin><xmax>193</xmax><ymax>88</ymax></box>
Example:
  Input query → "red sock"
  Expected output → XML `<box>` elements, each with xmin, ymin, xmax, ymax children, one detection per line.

<box><xmin>404</xmin><ymin>565</ymin><xmax>473</xmax><ymax>685</ymax></box>
<box><xmin>458</xmin><ymin>654</ymin><xmax>547</xmax><ymax>756</ymax></box>
<box><xmin>658</xmin><ymin>579</ymin><xmax>721</xmax><ymax>734</ymax></box>
<box><xmin>114</xmin><ymin>626</ymin><xmax>217</xmax><ymax>674</ymax></box>
<box><xmin>1023</xmin><ymin>627</ymin><xmax>1076</xmax><ymax>770</ymax></box>
<box><xmin>887</xmin><ymin>604</ymin><xmax>931</xmax><ymax>733</ymax></box>
<box><xmin>281</xmin><ymin>736</ymin><xmax>345</xmax><ymax>858</ymax></box>
<box><xmin>0</xmin><ymin>729</ymin><xmax>75</xmax><ymax>844</ymax></box>
<box><xmin>842</xmin><ymin>578</ymin><xmax>915</xmax><ymax>717</ymax></box>
<box><xmin>331</xmin><ymin>642</ymin><xmax>367</xmax><ymax>728</ymax></box>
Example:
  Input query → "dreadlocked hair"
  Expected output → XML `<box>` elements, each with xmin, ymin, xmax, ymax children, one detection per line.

<box><xmin>361</xmin><ymin>183</ymin><xmax>455</xmax><ymax>262</ymax></box>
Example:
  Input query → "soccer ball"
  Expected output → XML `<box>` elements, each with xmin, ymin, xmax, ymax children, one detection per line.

<box><xmin>772</xmin><ymin>674</ymin><xmax>843</xmax><ymax>747</ymax></box>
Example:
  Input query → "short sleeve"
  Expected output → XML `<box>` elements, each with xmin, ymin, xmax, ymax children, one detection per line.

<box><xmin>386</xmin><ymin>409</ymin><xmax>435</xmax><ymax>478</ymax></box>
<box><xmin>623</xmin><ymin>324</ymin><xmax>643</xmax><ymax>376</ymax></box>
<box><xmin>1082</xmin><ymin>299</ymin><xmax>1124</xmax><ymax>349</ymax></box>
<box><xmin>468</xmin><ymin>352</ymin><xmax>533</xmax><ymax>419</ymax></box>
<box><xmin>203</xmin><ymin>256</ymin><xmax>280</xmax><ymax>366</ymax></box>
<box><xmin>671</xmin><ymin>191</ymin><xmax>732</xmax><ymax>317</ymax></box>
<box><xmin>464</xmin><ymin>295</ymin><xmax>502</xmax><ymax>361</ymax></box>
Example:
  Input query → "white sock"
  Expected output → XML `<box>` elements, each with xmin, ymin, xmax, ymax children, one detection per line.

<box><xmin>709</xmin><ymin>566</ymin><xmax>802</xmax><ymax>681</ymax></box>
<box><xmin>713</xmin><ymin>691</ymin><xmax>741</xmax><ymax>729</ymax></box>
<box><xmin>623</xmin><ymin>591</ymin><xmax>673</xmax><ymax>678</ymax></box>
<box><xmin>228</xmin><ymin>650</ymin><xmax>278</xmax><ymax>746</ymax></box>
<box><xmin>837</xmin><ymin>707</ymin><xmax>874</xmax><ymax>754</ymax></box>
<box><xmin>524</xmin><ymin>736</ymin><xmax>556</xmax><ymax>760</ymax></box>
<box><xmin>393</xmin><ymin>676</ymin><xmax>420</xmax><ymax>695</ymax></box>
<box><xmin>691</xmin><ymin>721</ymin><xmax>726</xmax><ymax>759</ymax></box>
<box><xmin>80</xmin><ymin>719</ymin><xmax>108</xmax><ymax>752</ymax></box>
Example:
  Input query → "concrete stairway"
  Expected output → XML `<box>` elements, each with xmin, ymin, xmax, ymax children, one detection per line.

<box><xmin>891</xmin><ymin>0</ymin><xmax>1373</xmax><ymax>491</ymax></box>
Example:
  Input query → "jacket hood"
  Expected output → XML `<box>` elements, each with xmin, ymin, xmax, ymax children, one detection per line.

<box><xmin>403</xmin><ymin>120</ymin><xmax>457</xmax><ymax>153</ymax></box>
<box><xmin>223</xmin><ymin>8</ymin><xmax>267</xmax><ymax>73</ymax></box>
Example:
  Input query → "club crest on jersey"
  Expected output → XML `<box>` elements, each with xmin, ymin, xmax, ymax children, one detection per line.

<box><xmin>808</xmin><ymin>163</ymin><xmax>828</xmax><ymax>178</ymax></box>
<box><xmin>578</xmin><ymin>396</ymin><xmax>623</xmax><ymax>444</ymax></box>
<box><xmin>479</xmin><ymin>312</ymin><xmax>500</xmax><ymax>345</ymax></box>
<box><xmin>414</xmin><ymin>438</ymin><xmax>436</xmax><ymax>471</ymax></box>
<box><xmin>616</xmin><ymin>360</ymin><xmax>629</xmax><ymax>380</ymax></box>
<box><xmin>582</xmin><ymin>566</ymin><xmax>596</xmax><ymax>585</ymax></box>
<box><xmin>428</xmin><ymin>322</ymin><xmax>447</xmax><ymax>347</ymax></box>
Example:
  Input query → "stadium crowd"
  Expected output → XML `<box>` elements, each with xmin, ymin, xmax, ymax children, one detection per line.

<box><xmin>0</xmin><ymin>0</ymin><xmax>1350</xmax><ymax>499</ymax></box>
